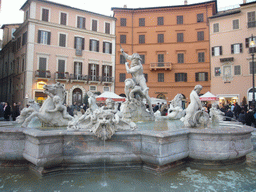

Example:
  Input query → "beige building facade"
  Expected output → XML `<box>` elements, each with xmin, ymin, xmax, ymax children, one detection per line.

<box><xmin>4</xmin><ymin>0</ymin><xmax>116</xmax><ymax>107</ymax></box>
<box><xmin>209</xmin><ymin>1</ymin><xmax>256</xmax><ymax>106</ymax></box>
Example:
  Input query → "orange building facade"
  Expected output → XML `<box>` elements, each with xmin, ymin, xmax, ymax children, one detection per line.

<box><xmin>112</xmin><ymin>1</ymin><xmax>217</xmax><ymax>102</ymax></box>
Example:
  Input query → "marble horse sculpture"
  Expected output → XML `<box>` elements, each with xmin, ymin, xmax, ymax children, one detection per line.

<box><xmin>180</xmin><ymin>85</ymin><xmax>209</xmax><ymax>127</ymax></box>
<box><xmin>21</xmin><ymin>82</ymin><xmax>73</xmax><ymax>127</ymax></box>
<box><xmin>16</xmin><ymin>99</ymin><xmax>40</xmax><ymax>124</ymax></box>
<box><xmin>120</xmin><ymin>48</ymin><xmax>154</xmax><ymax>121</ymax></box>
<box><xmin>167</xmin><ymin>94</ymin><xmax>185</xmax><ymax>120</ymax></box>
<box><xmin>209</xmin><ymin>103</ymin><xmax>225</xmax><ymax>123</ymax></box>
<box><xmin>68</xmin><ymin>97</ymin><xmax>137</xmax><ymax>140</ymax></box>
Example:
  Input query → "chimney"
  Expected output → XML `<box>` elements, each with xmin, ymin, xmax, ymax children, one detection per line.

<box><xmin>184</xmin><ymin>0</ymin><xmax>188</xmax><ymax>5</ymax></box>
<box><xmin>123</xmin><ymin>5</ymin><xmax>127</xmax><ymax>8</ymax></box>
<box><xmin>243</xmin><ymin>0</ymin><xmax>247</xmax><ymax>4</ymax></box>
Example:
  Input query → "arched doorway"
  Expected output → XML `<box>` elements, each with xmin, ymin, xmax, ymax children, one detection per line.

<box><xmin>156</xmin><ymin>93</ymin><xmax>166</xmax><ymax>99</ymax></box>
<box><xmin>72</xmin><ymin>88</ymin><xmax>82</xmax><ymax>105</ymax></box>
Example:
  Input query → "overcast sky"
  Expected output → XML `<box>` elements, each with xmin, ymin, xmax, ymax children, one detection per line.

<box><xmin>0</xmin><ymin>0</ymin><xmax>248</xmax><ymax>40</ymax></box>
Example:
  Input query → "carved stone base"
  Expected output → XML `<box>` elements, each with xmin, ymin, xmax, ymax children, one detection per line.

<box><xmin>121</xmin><ymin>100</ymin><xmax>155</xmax><ymax>122</ymax></box>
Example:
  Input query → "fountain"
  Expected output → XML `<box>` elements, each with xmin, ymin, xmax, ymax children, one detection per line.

<box><xmin>0</xmin><ymin>49</ymin><xmax>255</xmax><ymax>191</ymax></box>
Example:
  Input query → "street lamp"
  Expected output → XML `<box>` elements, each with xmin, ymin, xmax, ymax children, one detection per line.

<box><xmin>250</xmin><ymin>34</ymin><xmax>256</xmax><ymax>109</ymax></box>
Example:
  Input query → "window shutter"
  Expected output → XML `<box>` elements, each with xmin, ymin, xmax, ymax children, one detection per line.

<box><xmin>103</xmin><ymin>42</ymin><xmax>105</xmax><ymax>53</ymax></box>
<box><xmin>89</xmin><ymin>39</ymin><xmax>92</xmax><ymax>51</ymax></box>
<box><xmin>83</xmin><ymin>18</ymin><xmax>86</xmax><ymax>29</ymax></box>
<box><xmin>96</xmin><ymin>64</ymin><xmax>99</xmax><ymax>77</ymax></box>
<box><xmin>97</xmin><ymin>40</ymin><xmax>99</xmax><ymax>52</ymax></box>
<box><xmin>212</xmin><ymin>47</ymin><xmax>214</xmax><ymax>56</ymax></box>
<box><xmin>109</xmin><ymin>43</ymin><xmax>112</xmax><ymax>54</ymax></box>
<box><xmin>74</xmin><ymin>37</ymin><xmax>77</xmax><ymax>49</ymax></box>
<box><xmin>77</xmin><ymin>18</ymin><xmax>79</xmax><ymax>28</ymax></box>
<box><xmin>246</xmin><ymin>38</ymin><xmax>249</xmax><ymax>48</ymax></box>
<box><xmin>184</xmin><ymin>73</ymin><xmax>187</xmax><ymax>82</ymax></box>
<box><xmin>220</xmin><ymin>46</ymin><xmax>222</xmax><ymax>55</ymax></box>
<box><xmin>205</xmin><ymin>72</ymin><xmax>208</xmax><ymax>81</ymax></box>
<box><xmin>38</xmin><ymin>30</ymin><xmax>41</xmax><ymax>43</ymax></box>
<box><xmin>102</xmin><ymin>65</ymin><xmax>105</xmax><ymax>77</ymax></box>
<box><xmin>88</xmin><ymin>64</ymin><xmax>91</xmax><ymax>76</ymax></box>
<box><xmin>195</xmin><ymin>73</ymin><xmax>199</xmax><ymax>81</ymax></box>
<box><xmin>231</xmin><ymin>44</ymin><xmax>234</xmax><ymax>54</ymax></box>
<box><xmin>109</xmin><ymin>66</ymin><xmax>112</xmax><ymax>77</ymax></box>
<box><xmin>175</xmin><ymin>73</ymin><xmax>178</xmax><ymax>82</ymax></box>
<box><xmin>47</xmin><ymin>32</ymin><xmax>51</xmax><ymax>45</ymax></box>
<box><xmin>240</xmin><ymin>43</ymin><xmax>243</xmax><ymax>53</ymax></box>
<box><xmin>82</xmin><ymin>38</ymin><xmax>84</xmax><ymax>50</ymax></box>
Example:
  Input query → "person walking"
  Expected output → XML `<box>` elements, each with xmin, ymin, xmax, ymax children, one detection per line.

<box><xmin>12</xmin><ymin>103</ymin><xmax>20</xmax><ymax>121</ymax></box>
<box><xmin>3</xmin><ymin>102</ymin><xmax>11</xmax><ymax>121</ymax></box>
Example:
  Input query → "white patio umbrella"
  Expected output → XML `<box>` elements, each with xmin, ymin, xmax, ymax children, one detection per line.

<box><xmin>96</xmin><ymin>92</ymin><xmax>126</xmax><ymax>102</ymax></box>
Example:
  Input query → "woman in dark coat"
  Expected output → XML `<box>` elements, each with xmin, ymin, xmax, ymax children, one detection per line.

<box><xmin>3</xmin><ymin>102</ymin><xmax>11</xmax><ymax>121</ymax></box>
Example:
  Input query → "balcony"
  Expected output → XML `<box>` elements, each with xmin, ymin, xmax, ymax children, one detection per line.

<box><xmin>54</xmin><ymin>72</ymin><xmax>69</xmax><ymax>82</ymax></box>
<box><xmin>248</xmin><ymin>21</ymin><xmax>256</xmax><ymax>28</ymax></box>
<box><xmin>88</xmin><ymin>75</ymin><xmax>100</xmax><ymax>84</ymax></box>
<box><xmin>101</xmin><ymin>76</ymin><xmax>114</xmax><ymax>85</ymax></box>
<box><xmin>69</xmin><ymin>74</ymin><xmax>88</xmax><ymax>83</ymax></box>
<box><xmin>150</xmin><ymin>62</ymin><xmax>172</xmax><ymax>71</ymax></box>
<box><xmin>35</xmin><ymin>70</ymin><xmax>51</xmax><ymax>80</ymax></box>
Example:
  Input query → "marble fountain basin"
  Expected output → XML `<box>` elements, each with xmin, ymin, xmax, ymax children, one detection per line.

<box><xmin>0</xmin><ymin>120</ymin><xmax>253</xmax><ymax>175</ymax></box>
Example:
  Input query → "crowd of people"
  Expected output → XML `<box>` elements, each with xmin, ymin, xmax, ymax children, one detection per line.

<box><xmin>1</xmin><ymin>99</ymin><xmax>256</xmax><ymax>128</ymax></box>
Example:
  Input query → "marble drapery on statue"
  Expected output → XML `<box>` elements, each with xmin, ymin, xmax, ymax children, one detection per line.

<box><xmin>180</xmin><ymin>85</ymin><xmax>209</xmax><ymax>127</ymax></box>
<box><xmin>120</xmin><ymin>48</ymin><xmax>154</xmax><ymax>121</ymax></box>
<box><xmin>21</xmin><ymin>82</ymin><xmax>73</xmax><ymax>127</ymax></box>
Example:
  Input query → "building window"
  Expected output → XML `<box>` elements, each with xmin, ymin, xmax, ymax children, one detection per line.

<box><xmin>77</xmin><ymin>16</ymin><xmax>86</xmax><ymax>29</ymax></box>
<box><xmin>197</xmin><ymin>31</ymin><xmax>204</xmax><ymax>41</ymax></box>
<box><xmin>175</xmin><ymin>73</ymin><xmax>187</xmax><ymax>82</ymax></box>
<box><xmin>234</xmin><ymin>65</ymin><xmax>241</xmax><ymax>75</ymax></box>
<box><xmin>90</xmin><ymin>39</ymin><xmax>99</xmax><ymax>52</ymax></box>
<box><xmin>139</xmin><ymin>35</ymin><xmax>145</xmax><ymax>44</ymax></box>
<box><xmin>89</xmin><ymin>64</ymin><xmax>99</xmax><ymax>81</ymax></box>
<box><xmin>197</xmin><ymin>13</ymin><xmax>204</xmax><ymax>23</ymax></box>
<box><xmin>120</xmin><ymin>35</ymin><xmax>126</xmax><ymax>44</ymax></box>
<box><xmin>103</xmin><ymin>42</ymin><xmax>112</xmax><ymax>54</ymax></box>
<box><xmin>212</xmin><ymin>46</ymin><xmax>222</xmax><ymax>56</ymax></box>
<box><xmin>158</xmin><ymin>54</ymin><xmax>164</xmax><ymax>64</ymax></box>
<box><xmin>92</xmin><ymin>19</ymin><xmax>98</xmax><ymax>32</ymax></box>
<box><xmin>22</xmin><ymin>57</ymin><xmax>26</xmax><ymax>72</ymax></box>
<box><xmin>22</xmin><ymin>31</ymin><xmax>27</xmax><ymax>46</ymax></box>
<box><xmin>120</xmin><ymin>18</ymin><xmax>126</xmax><ymax>26</ymax></box>
<box><xmin>158</xmin><ymin>73</ymin><xmax>164</xmax><ymax>82</ymax></box>
<box><xmin>104</xmin><ymin>87</ymin><xmax>110</xmax><ymax>92</ymax></box>
<box><xmin>139</xmin><ymin>18</ymin><xmax>145</xmax><ymax>26</ymax></box>
<box><xmin>102</xmin><ymin>65</ymin><xmax>112</xmax><ymax>82</ymax></box>
<box><xmin>144</xmin><ymin>73</ymin><xmax>148</xmax><ymax>82</ymax></box>
<box><xmin>177</xmin><ymin>16</ymin><xmax>183</xmax><ymax>24</ymax></box>
<box><xmin>250</xmin><ymin>61</ymin><xmax>256</xmax><ymax>74</ymax></box>
<box><xmin>247</xmin><ymin>11</ymin><xmax>256</xmax><ymax>28</ymax></box>
<box><xmin>60</xmin><ymin>12</ymin><xmax>67</xmax><ymax>25</ymax></box>
<box><xmin>90</xmin><ymin>86</ymin><xmax>97</xmax><ymax>91</ymax></box>
<box><xmin>105</xmin><ymin>22</ymin><xmax>110</xmax><ymax>34</ymax></box>
<box><xmin>17</xmin><ymin>37</ymin><xmax>21</xmax><ymax>50</ymax></box>
<box><xmin>59</xmin><ymin>33</ymin><xmax>66</xmax><ymax>47</ymax></box>
<box><xmin>157</xmin><ymin>17</ymin><xmax>164</xmax><ymax>25</ymax></box>
<box><xmin>198</xmin><ymin>52</ymin><xmax>205</xmax><ymax>63</ymax></box>
<box><xmin>74</xmin><ymin>62</ymin><xmax>82</xmax><ymax>77</ymax></box>
<box><xmin>215</xmin><ymin>67</ymin><xmax>221</xmax><ymax>76</ymax></box>
<box><xmin>231</xmin><ymin>43</ymin><xmax>243</xmax><ymax>54</ymax></box>
<box><xmin>213</xmin><ymin>23</ymin><xmax>219</xmax><ymax>33</ymax></box>
<box><xmin>42</xmin><ymin>8</ymin><xmax>49</xmax><ymax>22</ymax></box>
<box><xmin>177</xmin><ymin>33</ymin><xmax>184</xmax><ymax>42</ymax></box>
<box><xmin>177</xmin><ymin>53</ymin><xmax>184</xmax><ymax>63</ymax></box>
<box><xmin>195</xmin><ymin>72</ymin><xmax>208</xmax><ymax>81</ymax></box>
<box><xmin>38</xmin><ymin>57</ymin><xmax>47</xmax><ymax>77</ymax></box>
<box><xmin>119</xmin><ymin>73</ymin><xmax>126</xmax><ymax>82</ymax></box>
<box><xmin>74</xmin><ymin>37</ymin><xmax>84</xmax><ymax>55</ymax></box>
<box><xmin>140</xmin><ymin>55</ymin><xmax>145</xmax><ymax>64</ymax></box>
<box><xmin>233</xmin><ymin>19</ymin><xmax>239</xmax><ymax>30</ymax></box>
<box><xmin>158</xmin><ymin>34</ymin><xmax>164</xmax><ymax>43</ymax></box>
<box><xmin>120</xmin><ymin>55</ymin><xmax>125</xmax><ymax>64</ymax></box>
<box><xmin>38</xmin><ymin>30</ymin><xmax>51</xmax><ymax>45</ymax></box>
<box><xmin>58</xmin><ymin>59</ymin><xmax>65</xmax><ymax>78</ymax></box>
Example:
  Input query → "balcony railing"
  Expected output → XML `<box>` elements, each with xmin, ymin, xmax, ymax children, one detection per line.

<box><xmin>101</xmin><ymin>76</ymin><xmax>114</xmax><ymax>84</ymax></box>
<box><xmin>88</xmin><ymin>75</ymin><xmax>100</xmax><ymax>83</ymax></box>
<box><xmin>35</xmin><ymin>70</ymin><xmax>51</xmax><ymax>79</ymax></box>
<box><xmin>54</xmin><ymin>72</ymin><xmax>69</xmax><ymax>82</ymax></box>
<box><xmin>150</xmin><ymin>62</ymin><xmax>172</xmax><ymax>70</ymax></box>
<box><xmin>248</xmin><ymin>21</ymin><xmax>256</xmax><ymax>28</ymax></box>
<box><xmin>69</xmin><ymin>74</ymin><xmax>88</xmax><ymax>83</ymax></box>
